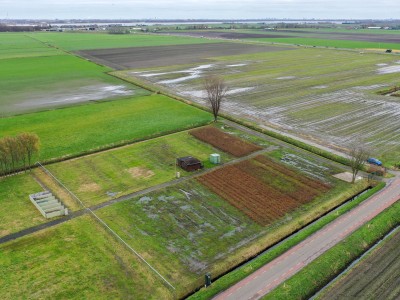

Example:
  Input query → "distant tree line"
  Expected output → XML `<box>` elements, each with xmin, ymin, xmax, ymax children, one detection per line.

<box><xmin>0</xmin><ymin>24</ymin><xmax>49</xmax><ymax>32</ymax></box>
<box><xmin>0</xmin><ymin>133</ymin><xmax>40</xmax><ymax>175</ymax></box>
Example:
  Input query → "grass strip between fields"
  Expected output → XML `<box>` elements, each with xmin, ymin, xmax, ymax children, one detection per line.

<box><xmin>111</xmin><ymin>72</ymin><xmax>352</xmax><ymax>168</ymax></box>
<box><xmin>187</xmin><ymin>182</ymin><xmax>385</xmax><ymax>300</ymax></box>
<box><xmin>263</xmin><ymin>189</ymin><xmax>400</xmax><ymax>300</ymax></box>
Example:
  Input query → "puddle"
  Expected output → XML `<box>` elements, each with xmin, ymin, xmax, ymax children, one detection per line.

<box><xmin>226</xmin><ymin>63</ymin><xmax>247</xmax><ymax>67</ymax></box>
<box><xmin>311</xmin><ymin>85</ymin><xmax>328</xmax><ymax>89</ymax></box>
<box><xmin>377</xmin><ymin>65</ymin><xmax>400</xmax><ymax>74</ymax></box>
<box><xmin>376</xmin><ymin>63</ymin><xmax>388</xmax><ymax>67</ymax></box>
<box><xmin>157</xmin><ymin>64</ymin><xmax>214</xmax><ymax>84</ymax></box>
<box><xmin>180</xmin><ymin>87</ymin><xmax>254</xmax><ymax>98</ymax></box>
<box><xmin>17</xmin><ymin>84</ymin><xmax>133</xmax><ymax>108</ymax></box>
<box><xmin>276</xmin><ymin>76</ymin><xmax>296</xmax><ymax>80</ymax></box>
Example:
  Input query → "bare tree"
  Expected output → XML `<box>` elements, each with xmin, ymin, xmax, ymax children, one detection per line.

<box><xmin>19</xmin><ymin>133</ymin><xmax>40</xmax><ymax>170</ymax></box>
<box><xmin>0</xmin><ymin>133</ymin><xmax>40</xmax><ymax>175</ymax></box>
<box><xmin>203</xmin><ymin>75</ymin><xmax>228</xmax><ymax>122</ymax></box>
<box><xmin>348</xmin><ymin>141</ymin><xmax>370</xmax><ymax>183</ymax></box>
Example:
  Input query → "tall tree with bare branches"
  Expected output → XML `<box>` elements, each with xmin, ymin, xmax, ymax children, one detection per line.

<box><xmin>19</xmin><ymin>133</ymin><xmax>40</xmax><ymax>170</ymax></box>
<box><xmin>349</xmin><ymin>141</ymin><xmax>370</xmax><ymax>183</ymax></box>
<box><xmin>203</xmin><ymin>75</ymin><xmax>228</xmax><ymax>122</ymax></box>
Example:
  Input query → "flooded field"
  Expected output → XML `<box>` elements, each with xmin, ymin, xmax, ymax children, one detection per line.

<box><xmin>121</xmin><ymin>47</ymin><xmax>400</xmax><ymax>166</ymax></box>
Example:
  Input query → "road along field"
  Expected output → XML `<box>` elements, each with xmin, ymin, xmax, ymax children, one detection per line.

<box><xmin>318</xmin><ymin>227</ymin><xmax>400</xmax><ymax>300</ymax></box>
<box><xmin>118</xmin><ymin>46</ymin><xmax>400</xmax><ymax>167</ymax></box>
<box><xmin>0</xmin><ymin>94</ymin><xmax>211</xmax><ymax>163</ymax></box>
<box><xmin>78</xmin><ymin>42</ymin><xmax>293</xmax><ymax>70</ymax></box>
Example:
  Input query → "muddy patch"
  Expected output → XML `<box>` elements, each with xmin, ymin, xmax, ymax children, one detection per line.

<box><xmin>16</xmin><ymin>83</ymin><xmax>133</xmax><ymax>110</ymax></box>
<box><xmin>377</xmin><ymin>65</ymin><xmax>400</xmax><ymax>74</ymax></box>
<box><xmin>127</xmin><ymin>167</ymin><xmax>155</xmax><ymax>179</ymax></box>
<box><xmin>276</xmin><ymin>76</ymin><xmax>296</xmax><ymax>80</ymax></box>
<box><xmin>79</xmin><ymin>183</ymin><xmax>101</xmax><ymax>193</ymax></box>
<box><xmin>311</xmin><ymin>85</ymin><xmax>328</xmax><ymax>89</ymax></box>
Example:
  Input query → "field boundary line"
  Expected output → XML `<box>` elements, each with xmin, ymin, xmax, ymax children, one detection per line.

<box><xmin>36</xmin><ymin>162</ymin><xmax>176</xmax><ymax>291</ymax></box>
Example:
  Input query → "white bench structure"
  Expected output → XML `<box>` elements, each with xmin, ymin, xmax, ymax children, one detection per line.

<box><xmin>29</xmin><ymin>191</ymin><xmax>68</xmax><ymax>219</ymax></box>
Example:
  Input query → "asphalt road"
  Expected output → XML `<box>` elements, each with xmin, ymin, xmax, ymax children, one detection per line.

<box><xmin>213</xmin><ymin>177</ymin><xmax>400</xmax><ymax>300</ymax></box>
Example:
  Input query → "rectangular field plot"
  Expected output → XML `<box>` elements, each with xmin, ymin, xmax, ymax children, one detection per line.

<box><xmin>189</xmin><ymin>126</ymin><xmax>262</xmax><ymax>157</ymax></box>
<box><xmin>0</xmin><ymin>94</ymin><xmax>211</xmax><ymax>162</ymax></box>
<box><xmin>94</xmin><ymin>158</ymin><xmax>364</xmax><ymax>297</ymax></box>
<box><xmin>0</xmin><ymin>33</ymin><xmax>62</xmax><ymax>60</ymax></box>
<box><xmin>79</xmin><ymin>42</ymin><xmax>292</xmax><ymax>70</ymax></box>
<box><xmin>29</xmin><ymin>32</ymin><xmax>223</xmax><ymax>51</ymax></box>
<box><xmin>44</xmin><ymin>131</ymin><xmax>232</xmax><ymax>206</ymax></box>
<box><xmin>0</xmin><ymin>174</ymin><xmax>48</xmax><ymax>237</ymax></box>
<box><xmin>123</xmin><ymin>47</ymin><xmax>400</xmax><ymax>166</ymax></box>
<box><xmin>198</xmin><ymin>156</ymin><xmax>331</xmax><ymax>225</ymax></box>
<box><xmin>0</xmin><ymin>216</ymin><xmax>172</xmax><ymax>299</ymax></box>
<box><xmin>95</xmin><ymin>180</ymin><xmax>264</xmax><ymax>296</ymax></box>
<box><xmin>0</xmin><ymin>54</ymin><xmax>145</xmax><ymax>116</ymax></box>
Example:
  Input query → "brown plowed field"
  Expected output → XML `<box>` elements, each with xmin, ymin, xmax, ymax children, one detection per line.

<box><xmin>198</xmin><ymin>156</ymin><xmax>330</xmax><ymax>225</ymax></box>
<box><xmin>78</xmin><ymin>42</ymin><xmax>292</xmax><ymax>70</ymax></box>
<box><xmin>189</xmin><ymin>126</ymin><xmax>262</xmax><ymax>157</ymax></box>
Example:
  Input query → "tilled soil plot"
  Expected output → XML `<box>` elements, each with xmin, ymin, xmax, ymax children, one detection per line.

<box><xmin>198</xmin><ymin>156</ymin><xmax>330</xmax><ymax>225</ymax></box>
<box><xmin>189</xmin><ymin>126</ymin><xmax>262</xmax><ymax>157</ymax></box>
<box><xmin>78</xmin><ymin>42</ymin><xmax>293</xmax><ymax>70</ymax></box>
<box><xmin>320</xmin><ymin>228</ymin><xmax>400</xmax><ymax>300</ymax></box>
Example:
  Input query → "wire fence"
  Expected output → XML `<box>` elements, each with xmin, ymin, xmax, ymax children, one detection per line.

<box><xmin>36</xmin><ymin>161</ymin><xmax>176</xmax><ymax>291</ymax></box>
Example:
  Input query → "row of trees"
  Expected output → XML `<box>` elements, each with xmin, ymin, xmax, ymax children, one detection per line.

<box><xmin>0</xmin><ymin>133</ymin><xmax>40</xmax><ymax>175</ymax></box>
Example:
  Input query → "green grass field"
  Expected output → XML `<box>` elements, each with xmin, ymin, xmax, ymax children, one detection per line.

<box><xmin>0</xmin><ymin>216</ymin><xmax>172</xmax><ymax>299</ymax></box>
<box><xmin>0</xmin><ymin>94</ymin><xmax>212</xmax><ymax>162</ymax></box>
<box><xmin>43</xmin><ymin>130</ymin><xmax>232</xmax><ymax>206</ymax></box>
<box><xmin>125</xmin><ymin>47</ymin><xmax>400</xmax><ymax>167</ymax></box>
<box><xmin>0</xmin><ymin>53</ymin><xmax>146</xmax><ymax>116</ymax></box>
<box><xmin>0</xmin><ymin>33</ymin><xmax>62</xmax><ymax>59</ymax></box>
<box><xmin>0</xmin><ymin>174</ymin><xmax>47</xmax><ymax>237</ymax></box>
<box><xmin>29</xmin><ymin>32</ymin><xmax>221</xmax><ymax>51</ymax></box>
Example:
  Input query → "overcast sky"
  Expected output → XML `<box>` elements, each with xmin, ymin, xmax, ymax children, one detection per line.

<box><xmin>2</xmin><ymin>0</ymin><xmax>399</xmax><ymax>20</ymax></box>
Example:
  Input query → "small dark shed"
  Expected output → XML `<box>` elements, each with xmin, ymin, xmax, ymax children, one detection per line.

<box><xmin>177</xmin><ymin>156</ymin><xmax>203</xmax><ymax>172</ymax></box>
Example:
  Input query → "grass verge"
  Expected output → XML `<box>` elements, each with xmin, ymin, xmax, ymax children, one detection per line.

<box><xmin>188</xmin><ymin>182</ymin><xmax>385</xmax><ymax>300</ymax></box>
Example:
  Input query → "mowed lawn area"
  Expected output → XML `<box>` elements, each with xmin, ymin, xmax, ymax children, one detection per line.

<box><xmin>0</xmin><ymin>216</ymin><xmax>172</xmax><ymax>299</ymax></box>
<box><xmin>43</xmin><ymin>130</ymin><xmax>232</xmax><ymax>206</ymax></box>
<box><xmin>0</xmin><ymin>33</ymin><xmax>62</xmax><ymax>59</ymax></box>
<box><xmin>0</xmin><ymin>94</ymin><xmax>212</xmax><ymax>162</ymax></box>
<box><xmin>29</xmin><ymin>32</ymin><xmax>222</xmax><ymax>51</ymax></box>
<box><xmin>0</xmin><ymin>174</ymin><xmax>47</xmax><ymax>237</ymax></box>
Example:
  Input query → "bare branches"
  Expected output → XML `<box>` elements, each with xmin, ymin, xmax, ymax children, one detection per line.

<box><xmin>0</xmin><ymin>133</ymin><xmax>40</xmax><ymax>175</ymax></box>
<box><xmin>348</xmin><ymin>141</ymin><xmax>370</xmax><ymax>183</ymax></box>
<box><xmin>203</xmin><ymin>75</ymin><xmax>228</xmax><ymax>122</ymax></box>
